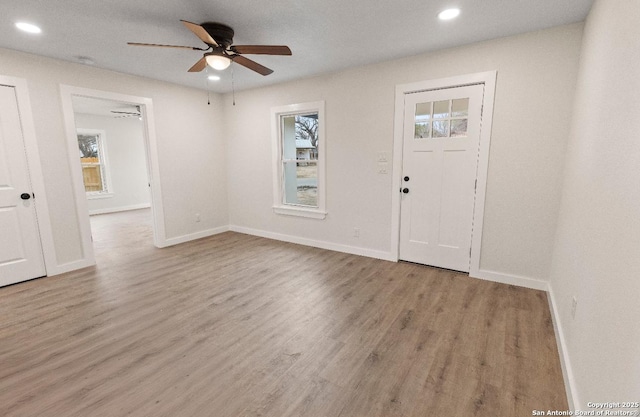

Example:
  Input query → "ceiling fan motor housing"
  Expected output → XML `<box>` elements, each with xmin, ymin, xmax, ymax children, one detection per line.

<box><xmin>201</xmin><ymin>22</ymin><xmax>235</xmax><ymax>47</ymax></box>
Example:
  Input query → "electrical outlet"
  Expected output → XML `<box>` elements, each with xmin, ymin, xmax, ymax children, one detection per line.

<box><xmin>571</xmin><ymin>296</ymin><xmax>577</xmax><ymax>319</ymax></box>
<box><xmin>378</xmin><ymin>163</ymin><xmax>388</xmax><ymax>174</ymax></box>
<box><xmin>353</xmin><ymin>228</ymin><xmax>360</xmax><ymax>238</ymax></box>
<box><xmin>378</xmin><ymin>152</ymin><xmax>388</xmax><ymax>162</ymax></box>
<box><xmin>195</xmin><ymin>213</ymin><xmax>201</xmax><ymax>223</ymax></box>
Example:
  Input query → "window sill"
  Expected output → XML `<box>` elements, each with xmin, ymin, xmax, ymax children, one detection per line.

<box><xmin>273</xmin><ymin>205</ymin><xmax>327</xmax><ymax>219</ymax></box>
<box><xmin>87</xmin><ymin>192</ymin><xmax>114</xmax><ymax>200</ymax></box>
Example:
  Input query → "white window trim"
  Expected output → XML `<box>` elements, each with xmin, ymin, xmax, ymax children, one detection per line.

<box><xmin>77</xmin><ymin>128</ymin><xmax>113</xmax><ymax>198</ymax></box>
<box><xmin>271</xmin><ymin>101</ymin><xmax>326</xmax><ymax>219</ymax></box>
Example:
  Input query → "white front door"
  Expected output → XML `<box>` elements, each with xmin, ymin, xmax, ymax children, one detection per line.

<box><xmin>0</xmin><ymin>84</ymin><xmax>45</xmax><ymax>286</ymax></box>
<box><xmin>399</xmin><ymin>84</ymin><xmax>484</xmax><ymax>272</ymax></box>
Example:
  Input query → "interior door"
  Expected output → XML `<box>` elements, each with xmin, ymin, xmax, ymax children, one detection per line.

<box><xmin>399</xmin><ymin>84</ymin><xmax>484</xmax><ymax>272</ymax></box>
<box><xmin>0</xmin><ymin>84</ymin><xmax>45</xmax><ymax>286</ymax></box>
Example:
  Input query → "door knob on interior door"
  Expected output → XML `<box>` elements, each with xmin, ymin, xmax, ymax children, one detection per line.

<box><xmin>404</xmin><ymin>176</ymin><xmax>410</xmax><ymax>181</ymax></box>
<box><xmin>402</xmin><ymin>188</ymin><xmax>409</xmax><ymax>194</ymax></box>
<box><xmin>20</xmin><ymin>193</ymin><xmax>31</xmax><ymax>200</ymax></box>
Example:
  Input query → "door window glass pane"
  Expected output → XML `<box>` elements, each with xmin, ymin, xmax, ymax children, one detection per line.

<box><xmin>451</xmin><ymin>98</ymin><xmax>469</xmax><ymax>117</ymax></box>
<box><xmin>415</xmin><ymin>122</ymin><xmax>430</xmax><ymax>139</ymax></box>
<box><xmin>415</xmin><ymin>102</ymin><xmax>432</xmax><ymax>139</ymax></box>
<box><xmin>433</xmin><ymin>100</ymin><xmax>450</xmax><ymax>119</ymax></box>
<box><xmin>432</xmin><ymin>120</ymin><xmax>449</xmax><ymax>137</ymax></box>
<box><xmin>415</xmin><ymin>102</ymin><xmax>432</xmax><ymax>119</ymax></box>
<box><xmin>451</xmin><ymin>119</ymin><xmax>468</xmax><ymax>137</ymax></box>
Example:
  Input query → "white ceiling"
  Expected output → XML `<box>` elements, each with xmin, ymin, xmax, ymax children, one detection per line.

<box><xmin>2</xmin><ymin>0</ymin><xmax>594</xmax><ymax>93</ymax></box>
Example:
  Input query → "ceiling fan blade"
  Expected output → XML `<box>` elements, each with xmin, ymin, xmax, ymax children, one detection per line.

<box><xmin>232</xmin><ymin>55</ymin><xmax>273</xmax><ymax>76</ymax></box>
<box><xmin>232</xmin><ymin>45</ymin><xmax>292</xmax><ymax>55</ymax></box>
<box><xmin>181</xmin><ymin>20</ymin><xmax>218</xmax><ymax>46</ymax></box>
<box><xmin>188</xmin><ymin>56</ymin><xmax>207</xmax><ymax>72</ymax></box>
<box><xmin>127</xmin><ymin>42</ymin><xmax>200</xmax><ymax>50</ymax></box>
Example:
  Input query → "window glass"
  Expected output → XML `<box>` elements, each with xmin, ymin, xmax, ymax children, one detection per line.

<box><xmin>279</xmin><ymin>111</ymin><xmax>321</xmax><ymax>208</ymax></box>
<box><xmin>414</xmin><ymin>98</ymin><xmax>470</xmax><ymax>139</ymax></box>
<box><xmin>433</xmin><ymin>100</ymin><xmax>450</xmax><ymax>119</ymax></box>
<box><xmin>414</xmin><ymin>102</ymin><xmax>432</xmax><ymax>139</ymax></box>
<box><xmin>432</xmin><ymin>120</ymin><xmax>449</xmax><ymax>137</ymax></box>
<box><xmin>451</xmin><ymin>119</ymin><xmax>468</xmax><ymax>137</ymax></box>
<box><xmin>451</xmin><ymin>98</ymin><xmax>469</xmax><ymax>117</ymax></box>
<box><xmin>272</xmin><ymin>101</ymin><xmax>325</xmax><ymax>218</ymax></box>
<box><xmin>78</xmin><ymin>133</ymin><xmax>108</xmax><ymax>193</ymax></box>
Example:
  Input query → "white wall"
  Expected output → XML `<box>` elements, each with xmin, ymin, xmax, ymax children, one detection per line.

<box><xmin>74</xmin><ymin>113</ymin><xmax>150</xmax><ymax>214</ymax></box>
<box><xmin>225</xmin><ymin>23</ymin><xmax>583</xmax><ymax>280</ymax></box>
<box><xmin>0</xmin><ymin>48</ymin><xmax>228</xmax><ymax>268</ymax></box>
<box><xmin>549</xmin><ymin>0</ymin><xmax>640</xmax><ymax>408</ymax></box>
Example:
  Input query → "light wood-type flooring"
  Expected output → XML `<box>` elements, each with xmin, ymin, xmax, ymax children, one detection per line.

<box><xmin>0</xmin><ymin>209</ymin><xmax>567</xmax><ymax>416</ymax></box>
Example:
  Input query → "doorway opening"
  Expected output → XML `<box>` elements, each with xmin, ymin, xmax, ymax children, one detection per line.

<box><xmin>71</xmin><ymin>96</ymin><xmax>153</xmax><ymax>257</ymax></box>
<box><xmin>61</xmin><ymin>86</ymin><xmax>166</xmax><ymax>267</ymax></box>
<box><xmin>391</xmin><ymin>71</ymin><xmax>497</xmax><ymax>277</ymax></box>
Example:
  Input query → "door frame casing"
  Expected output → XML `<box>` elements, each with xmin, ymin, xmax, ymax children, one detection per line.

<box><xmin>60</xmin><ymin>85</ymin><xmax>166</xmax><ymax>266</ymax></box>
<box><xmin>0</xmin><ymin>75</ymin><xmax>57</xmax><ymax>275</ymax></box>
<box><xmin>391</xmin><ymin>71</ymin><xmax>497</xmax><ymax>276</ymax></box>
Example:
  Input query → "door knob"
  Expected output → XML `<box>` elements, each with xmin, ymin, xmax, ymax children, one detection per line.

<box><xmin>20</xmin><ymin>193</ymin><xmax>31</xmax><ymax>200</ymax></box>
<box><xmin>404</xmin><ymin>176</ymin><xmax>410</xmax><ymax>181</ymax></box>
<box><xmin>402</xmin><ymin>188</ymin><xmax>409</xmax><ymax>194</ymax></box>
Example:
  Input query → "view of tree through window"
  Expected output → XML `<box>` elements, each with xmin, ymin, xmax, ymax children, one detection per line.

<box><xmin>272</xmin><ymin>101</ymin><xmax>325</xmax><ymax>218</ymax></box>
<box><xmin>78</xmin><ymin>132</ymin><xmax>108</xmax><ymax>193</ymax></box>
<box><xmin>281</xmin><ymin>113</ymin><xmax>319</xmax><ymax>207</ymax></box>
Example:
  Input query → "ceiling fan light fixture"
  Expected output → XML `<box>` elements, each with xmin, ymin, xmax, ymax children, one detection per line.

<box><xmin>205</xmin><ymin>55</ymin><xmax>231</xmax><ymax>70</ymax></box>
<box><xmin>438</xmin><ymin>8</ymin><xmax>460</xmax><ymax>20</ymax></box>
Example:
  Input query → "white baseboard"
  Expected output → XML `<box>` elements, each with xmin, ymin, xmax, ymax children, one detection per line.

<box><xmin>89</xmin><ymin>203</ymin><xmax>151</xmax><ymax>216</ymax></box>
<box><xmin>159</xmin><ymin>225</ymin><xmax>230</xmax><ymax>248</ymax></box>
<box><xmin>546</xmin><ymin>283</ymin><xmax>578</xmax><ymax>410</ymax></box>
<box><xmin>470</xmin><ymin>268</ymin><xmax>549</xmax><ymax>291</ymax></box>
<box><xmin>229</xmin><ymin>225</ymin><xmax>396</xmax><ymax>262</ymax></box>
<box><xmin>473</xmin><ymin>270</ymin><xmax>576</xmax><ymax>408</ymax></box>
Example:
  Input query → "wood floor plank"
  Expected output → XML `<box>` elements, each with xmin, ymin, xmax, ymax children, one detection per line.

<box><xmin>0</xmin><ymin>209</ymin><xmax>568</xmax><ymax>416</ymax></box>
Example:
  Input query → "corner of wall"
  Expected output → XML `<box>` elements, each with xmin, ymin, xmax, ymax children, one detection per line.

<box><xmin>546</xmin><ymin>282</ymin><xmax>579</xmax><ymax>411</ymax></box>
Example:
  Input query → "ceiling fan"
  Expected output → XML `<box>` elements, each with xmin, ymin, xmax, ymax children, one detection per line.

<box><xmin>111</xmin><ymin>105</ymin><xmax>141</xmax><ymax>118</ymax></box>
<box><xmin>128</xmin><ymin>20</ymin><xmax>292</xmax><ymax>76</ymax></box>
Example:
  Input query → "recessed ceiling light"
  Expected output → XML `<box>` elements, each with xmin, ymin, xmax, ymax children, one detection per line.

<box><xmin>15</xmin><ymin>22</ymin><xmax>42</xmax><ymax>34</ymax></box>
<box><xmin>208</xmin><ymin>75</ymin><xmax>221</xmax><ymax>81</ymax></box>
<box><xmin>438</xmin><ymin>8</ymin><xmax>460</xmax><ymax>20</ymax></box>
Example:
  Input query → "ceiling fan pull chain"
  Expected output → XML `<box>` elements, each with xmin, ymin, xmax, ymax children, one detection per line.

<box><xmin>231</xmin><ymin>64</ymin><xmax>236</xmax><ymax>106</ymax></box>
<box><xmin>205</xmin><ymin>67</ymin><xmax>211</xmax><ymax>105</ymax></box>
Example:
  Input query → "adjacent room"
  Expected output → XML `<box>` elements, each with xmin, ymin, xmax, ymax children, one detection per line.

<box><xmin>0</xmin><ymin>0</ymin><xmax>638</xmax><ymax>416</ymax></box>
